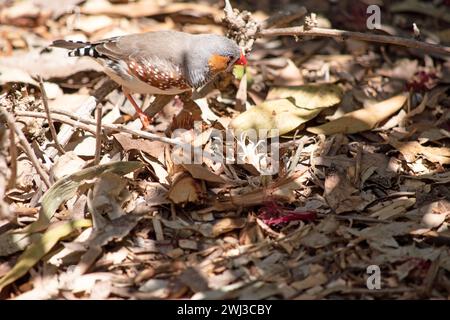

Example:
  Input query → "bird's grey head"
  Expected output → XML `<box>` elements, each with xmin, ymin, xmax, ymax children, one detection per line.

<box><xmin>184</xmin><ymin>34</ymin><xmax>242</xmax><ymax>88</ymax></box>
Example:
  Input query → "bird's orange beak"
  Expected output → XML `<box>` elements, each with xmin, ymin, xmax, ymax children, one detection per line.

<box><xmin>235</xmin><ymin>49</ymin><xmax>247</xmax><ymax>66</ymax></box>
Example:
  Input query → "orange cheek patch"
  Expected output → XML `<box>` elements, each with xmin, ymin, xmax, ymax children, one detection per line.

<box><xmin>208</xmin><ymin>54</ymin><xmax>230</xmax><ymax>73</ymax></box>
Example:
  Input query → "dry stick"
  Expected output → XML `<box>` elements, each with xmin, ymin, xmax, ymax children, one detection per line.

<box><xmin>6</xmin><ymin>114</ymin><xmax>17</xmax><ymax>190</ymax></box>
<box><xmin>0</xmin><ymin>107</ymin><xmax>13</xmax><ymax>221</ymax></box>
<box><xmin>15</xmin><ymin>110</ymin><xmax>225</xmax><ymax>163</ymax></box>
<box><xmin>94</xmin><ymin>104</ymin><xmax>102</xmax><ymax>165</ymax></box>
<box><xmin>38</xmin><ymin>77</ymin><xmax>65</xmax><ymax>155</ymax></box>
<box><xmin>45</xmin><ymin>79</ymin><xmax>119</xmax><ymax>159</ymax></box>
<box><xmin>14</xmin><ymin>111</ymin><xmax>183</xmax><ymax>147</ymax></box>
<box><xmin>2</xmin><ymin>110</ymin><xmax>52</xmax><ymax>188</ymax></box>
<box><xmin>259</xmin><ymin>26</ymin><xmax>450</xmax><ymax>56</ymax></box>
<box><xmin>15</xmin><ymin>111</ymin><xmax>96</xmax><ymax>134</ymax></box>
<box><xmin>91</xmin><ymin>79</ymin><xmax>119</xmax><ymax>165</ymax></box>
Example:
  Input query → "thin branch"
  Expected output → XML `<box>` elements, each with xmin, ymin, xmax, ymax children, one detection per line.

<box><xmin>15</xmin><ymin>111</ymin><xmax>223</xmax><ymax>163</ymax></box>
<box><xmin>0</xmin><ymin>107</ymin><xmax>13</xmax><ymax>221</ymax></box>
<box><xmin>16</xmin><ymin>111</ymin><xmax>97</xmax><ymax>134</ymax></box>
<box><xmin>2</xmin><ymin>110</ymin><xmax>52</xmax><ymax>188</ymax></box>
<box><xmin>38</xmin><ymin>76</ymin><xmax>65</xmax><ymax>155</ymax></box>
<box><xmin>259</xmin><ymin>26</ymin><xmax>450</xmax><ymax>56</ymax></box>
<box><xmin>6</xmin><ymin>113</ymin><xmax>17</xmax><ymax>190</ymax></box>
<box><xmin>14</xmin><ymin>111</ymin><xmax>183</xmax><ymax>147</ymax></box>
<box><xmin>44</xmin><ymin>78</ymin><xmax>118</xmax><ymax>159</ymax></box>
<box><xmin>94</xmin><ymin>104</ymin><xmax>103</xmax><ymax>165</ymax></box>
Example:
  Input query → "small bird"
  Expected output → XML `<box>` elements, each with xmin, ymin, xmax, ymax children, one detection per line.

<box><xmin>52</xmin><ymin>30</ymin><xmax>247</xmax><ymax>126</ymax></box>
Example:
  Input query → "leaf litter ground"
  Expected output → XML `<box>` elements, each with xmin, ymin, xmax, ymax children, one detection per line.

<box><xmin>1</xmin><ymin>0</ymin><xmax>450</xmax><ymax>299</ymax></box>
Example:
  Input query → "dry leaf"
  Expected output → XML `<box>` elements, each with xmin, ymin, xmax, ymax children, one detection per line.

<box><xmin>73</xmin><ymin>15</ymin><xmax>114</xmax><ymax>34</ymax></box>
<box><xmin>299</xmin><ymin>231</ymin><xmax>332</xmax><ymax>248</ymax></box>
<box><xmin>291</xmin><ymin>272</ymin><xmax>328</xmax><ymax>291</ymax></box>
<box><xmin>114</xmin><ymin>133</ymin><xmax>166</xmax><ymax>160</ymax></box>
<box><xmin>138</xmin><ymin>279</ymin><xmax>170</xmax><ymax>298</ymax></box>
<box><xmin>167</xmin><ymin>173</ymin><xmax>203</xmax><ymax>204</ymax></box>
<box><xmin>212</xmin><ymin>218</ymin><xmax>247</xmax><ymax>237</ymax></box>
<box><xmin>351</xmin><ymin>222</ymin><xmax>418</xmax><ymax>250</ymax></box>
<box><xmin>324</xmin><ymin>167</ymin><xmax>366</xmax><ymax>214</ymax></box>
<box><xmin>230</xmin><ymin>98</ymin><xmax>322</xmax><ymax>137</ymax></box>
<box><xmin>230</xmin><ymin>84</ymin><xmax>342</xmax><ymax>137</ymax></box>
<box><xmin>388</xmin><ymin>138</ymin><xmax>450</xmax><ymax>165</ymax></box>
<box><xmin>90</xmin><ymin>172</ymin><xmax>130</xmax><ymax>220</ymax></box>
<box><xmin>51</xmin><ymin>151</ymin><xmax>86</xmax><ymax>181</ymax></box>
<box><xmin>29</xmin><ymin>161</ymin><xmax>143</xmax><ymax>233</ymax></box>
<box><xmin>369</xmin><ymin>198</ymin><xmax>416</xmax><ymax>220</ymax></box>
<box><xmin>182</xmin><ymin>164</ymin><xmax>225</xmax><ymax>184</ymax></box>
<box><xmin>308</xmin><ymin>94</ymin><xmax>407</xmax><ymax>135</ymax></box>
<box><xmin>203</xmin><ymin>170</ymin><xmax>308</xmax><ymax>213</ymax></box>
<box><xmin>266</xmin><ymin>83</ymin><xmax>342</xmax><ymax>109</ymax></box>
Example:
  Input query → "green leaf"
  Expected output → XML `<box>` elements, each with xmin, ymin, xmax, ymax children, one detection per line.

<box><xmin>24</xmin><ymin>161</ymin><xmax>143</xmax><ymax>234</ymax></box>
<box><xmin>232</xmin><ymin>65</ymin><xmax>246</xmax><ymax>80</ymax></box>
<box><xmin>0</xmin><ymin>219</ymin><xmax>92</xmax><ymax>292</ymax></box>
<box><xmin>0</xmin><ymin>161</ymin><xmax>143</xmax><ymax>257</ymax></box>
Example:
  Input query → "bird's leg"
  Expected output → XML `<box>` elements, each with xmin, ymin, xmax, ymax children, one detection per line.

<box><xmin>122</xmin><ymin>87</ymin><xmax>151</xmax><ymax>128</ymax></box>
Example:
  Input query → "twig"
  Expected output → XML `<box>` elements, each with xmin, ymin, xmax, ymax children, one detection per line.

<box><xmin>16</xmin><ymin>111</ymin><xmax>96</xmax><ymax>134</ymax></box>
<box><xmin>287</xmin><ymin>134</ymin><xmax>305</xmax><ymax>174</ymax></box>
<box><xmin>259</xmin><ymin>26</ymin><xmax>450</xmax><ymax>56</ymax></box>
<box><xmin>38</xmin><ymin>76</ymin><xmax>65</xmax><ymax>155</ymax></box>
<box><xmin>2</xmin><ymin>110</ymin><xmax>52</xmax><ymax>188</ymax></box>
<box><xmin>14</xmin><ymin>111</ymin><xmax>183</xmax><ymax>147</ymax></box>
<box><xmin>94</xmin><ymin>104</ymin><xmax>103</xmax><ymax>165</ymax></box>
<box><xmin>15</xmin><ymin>110</ymin><xmax>224</xmax><ymax>163</ymax></box>
<box><xmin>0</xmin><ymin>106</ymin><xmax>13</xmax><ymax>221</ymax></box>
<box><xmin>44</xmin><ymin>78</ymin><xmax>118</xmax><ymax>159</ymax></box>
<box><xmin>44</xmin><ymin>97</ymin><xmax>97</xmax><ymax>158</ymax></box>
<box><xmin>316</xmin><ymin>213</ymin><xmax>389</xmax><ymax>224</ymax></box>
<box><xmin>331</xmin><ymin>286</ymin><xmax>417</xmax><ymax>295</ymax></box>
<box><xmin>6</xmin><ymin>113</ymin><xmax>17</xmax><ymax>190</ymax></box>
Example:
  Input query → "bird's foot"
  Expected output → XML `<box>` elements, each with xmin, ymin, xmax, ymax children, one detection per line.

<box><xmin>137</xmin><ymin>112</ymin><xmax>152</xmax><ymax>129</ymax></box>
<box><xmin>123</xmin><ymin>88</ymin><xmax>153</xmax><ymax>129</ymax></box>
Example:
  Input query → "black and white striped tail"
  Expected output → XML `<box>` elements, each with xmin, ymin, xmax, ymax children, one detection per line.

<box><xmin>51</xmin><ymin>40</ymin><xmax>103</xmax><ymax>58</ymax></box>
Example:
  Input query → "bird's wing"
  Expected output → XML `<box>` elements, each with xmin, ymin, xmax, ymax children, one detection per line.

<box><xmin>52</xmin><ymin>31</ymin><xmax>193</xmax><ymax>89</ymax></box>
<box><xmin>95</xmin><ymin>31</ymin><xmax>186</xmax><ymax>63</ymax></box>
<box><xmin>94</xmin><ymin>32</ymin><xmax>191</xmax><ymax>90</ymax></box>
